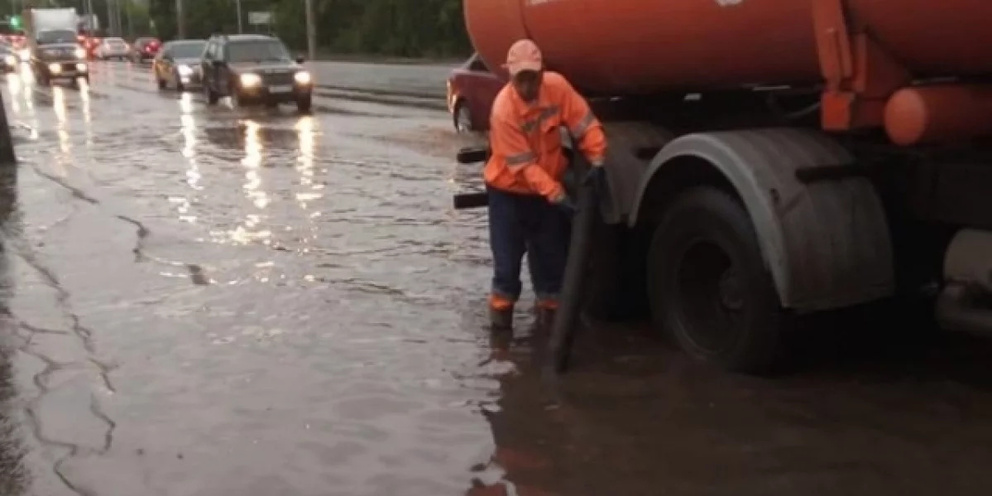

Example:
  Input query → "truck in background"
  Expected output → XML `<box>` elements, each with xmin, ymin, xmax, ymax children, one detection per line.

<box><xmin>463</xmin><ymin>0</ymin><xmax>992</xmax><ymax>373</ymax></box>
<box><xmin>23</xmin><ymin>7</ymin><xmax>88</xmax><ymax>86</ymax></box>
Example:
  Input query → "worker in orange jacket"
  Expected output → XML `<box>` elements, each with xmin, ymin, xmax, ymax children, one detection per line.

<box><xmin>485</xmin><ymin>39</ymin><xmax>608</xmax><ymax>329</ymax></box>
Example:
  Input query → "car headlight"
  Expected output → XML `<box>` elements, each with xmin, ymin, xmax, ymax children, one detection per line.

<box><xmin>4</xmin><ymin>55</ymin><xmax>14</xmax><ymax>65</ymax></box>
<box><xmin>294</xmin><ymin>71</ymin><xmax>312</xmax><ymax>85</ymax></box>
<box><xmin>76</xmin><ymin>63</ymin><xmax>87</xmax><ymax>72</ymax></box>
<box><xmin>239</xmin><ymin>73</ymin><xmax>261</xmax><ymax>87</ymax></box>
<box><xmin>75</xmin><ymin>47</ymin><xmax>86</xmax><ymax>59</ymax></box>
<box><xmin>177</xmin><ymin>65</ymin><xmax>193</xmax><ymax>76</ymax></box>
<box><xmin>48</xmin><ymin>63</ymin><xmax>61</xmax><ymax>73</ymax></box>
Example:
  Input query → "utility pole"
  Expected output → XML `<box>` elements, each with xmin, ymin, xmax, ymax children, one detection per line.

<box><xmin>305</xmin><ymin>0</ymin><xmax>315</xmax><ymax>61</ymax></box>
<box><xmin>235</xmin><ymin>0</ymin><xmax>243</xmax><ymax>34</ymax></box>
<box><xmin>124</xmin><ymin>0</ymin><xmax>131</xmax><ymax>38</ymax></box>
<box><xmin>176</xmin><ymin>0</ymin><xmax>184</xmax><ymax>39</ymax></box>
<box><xmin>105</xmin><ymin>0</ymin><xmax>114</xmax><ymax>36</ymax></box>
<box><xmin>116</xmin><ymin>0</ymin><xmax>123</xmax><ymax>36</ymax></box>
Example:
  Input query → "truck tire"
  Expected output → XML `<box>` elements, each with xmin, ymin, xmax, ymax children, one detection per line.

<box><xmin>647</xmin><ymin>186</ymin><xmax>783</xmax><ymax>373</ymax></box>
<box><xmin>205</xmin><ymin>84</ymin><xmax>219</xmax><ymax>105</ymax></box>
<box><xmin>296</xmin><ymin>94</ymin><xmax>312</xmax><ymax>113</ymax></box>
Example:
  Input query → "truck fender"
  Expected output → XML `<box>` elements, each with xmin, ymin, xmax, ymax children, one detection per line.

<box><xmin>628</xmin><ymin>128</ymin><xmax>894</xmax><ymax>312</ymax></box>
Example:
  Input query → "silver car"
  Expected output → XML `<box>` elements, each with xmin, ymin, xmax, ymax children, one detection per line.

<box><xmin>96</xmin><ymin>37</ymin><xmax>129</xmax><ymax>60</ymax></box>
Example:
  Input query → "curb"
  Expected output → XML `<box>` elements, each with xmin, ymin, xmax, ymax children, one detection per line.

<box><xmin>315</xmin><ymin>86</ymin><xmax>447</xmax><ymax>111</ymax></box>
<box><xmin>316</xmin><ymin>84</ymin><xmax>445</xmax><ymax>100</ymax></box>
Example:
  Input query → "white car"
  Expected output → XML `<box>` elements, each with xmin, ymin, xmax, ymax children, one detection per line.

<box><xmin>96</xmin><ymin>37</ymin><xmax>129</xmax><ymax>60</ymax></box>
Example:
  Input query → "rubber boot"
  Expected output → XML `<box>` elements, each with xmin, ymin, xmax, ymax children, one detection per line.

<box><xmin>490</xmin><ymin>306</ymin><xmax>513</xmax><ymax>330</ymax></box>
<box><xmin>536</xmin><ymin>300</ymin><xmax>558</xmax><ymax>331</ymax></box>
<box><xmin>489</xmin><ymin>295</ymin><xmax>515</xmax><ymax>330</ymax></box>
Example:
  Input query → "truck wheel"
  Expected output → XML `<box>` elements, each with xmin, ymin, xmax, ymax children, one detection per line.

<box><xmin>296</xmin><ymin>94</ymin><xmax>312</xmax><ymax>113</ymax></box>
<box><xmin>647</xmin><ymin>186</ymin><xmax>783</xmax><ymax>373</ymax></box>
<box><xmin>205</xmin><ymin>85</ymin><xmax>219</xmax><ymax>105</ymax></box>
<box><xmin>234</xmin><ymin>90</ymin><xmax>252</xmax><ymax>108</ymax></box>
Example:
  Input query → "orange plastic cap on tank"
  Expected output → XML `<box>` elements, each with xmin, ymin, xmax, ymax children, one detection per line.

<box><xmin>884</xmin><ymin>85</ymin><xmax>992</xmax><ymax>146</ymax></box>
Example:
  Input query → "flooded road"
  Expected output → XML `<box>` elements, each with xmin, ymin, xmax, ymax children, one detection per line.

<box><xmin>0</xmin><ymin>61</ymin><xmax>990</xmax><ymax>496</ymax></box>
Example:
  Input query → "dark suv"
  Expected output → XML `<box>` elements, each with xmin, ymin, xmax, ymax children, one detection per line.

<box><xmin>30</xmin><ymin>29</ymin><xmax>89</xmax><ymax>86</ymax></box>
<box><xmin>200</xmin><ymin>34</ymin><xmax>313</xmax><ymax>113</ymax></box>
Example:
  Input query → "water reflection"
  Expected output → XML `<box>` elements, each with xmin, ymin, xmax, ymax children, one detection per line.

<box><xmin>44</xmin><ymin>86</ymin><xmax>76</xmax><ymax>185</ymax></box>
<box><xmin>177</xmin><ymin>93</ymin><xmax>200</xmax><ymax>224</ymax></box>
<box><xmin>5</xmin><ymin>70</ymin><xmax>37</xmax><ymax>136</ymax></box>
<box><xmin>294</xmin><ymin>116</ymin><xmax>323</xmax><ymax>208</ymax></box>
<box><xmin>293</xmin><ymin>117</ymin><xmax>323</xmax><ymax>254</ymax></box>
<box><xmin>212</xmin><ymin>119</ymin><xmax>272</xmax><ymax>246</ymax></box>
<box><xmin>78</xmin><ymin>78</ymin><xmax>93</xmax><ymax>147</ymax></box>
<box><xmin>469</xmin><ymin>324</ymin><xmax>560</xmax><ymax>496</ymax></box>
<box><xmin>241</xmin><ymin>119</ymin><xmax>269</xmax><ymax>211</ymax></box>
<box><xmin>4</xmin><ymin>75</ymin><xmax>21</xmax><ymax>115</ymax></box>
<box><xmin>51</xmin><ymin>86</ymin><xmax>72</xmax><ymax>158</ymax></box>
<box><xmin>0</xmin><ymin>165</ymin><xmax>29</xmax><ymax>495</ymax></box>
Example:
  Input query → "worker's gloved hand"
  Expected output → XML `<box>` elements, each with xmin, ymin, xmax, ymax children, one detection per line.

<box><xmin>582</xmin><ymin>166</ymin><xmax>604</xmax><ymax>185</ymax></box>
<box><xmin>582</xmin><ymin>166</ymin><xmax>606</xmax><ymax>195</ymax></box>
<box><xmin>550</xmin><ymin>190</ymin><xmax>578</xmax><ymax>214</ymax></box>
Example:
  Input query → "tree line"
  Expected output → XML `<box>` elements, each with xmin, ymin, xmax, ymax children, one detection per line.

<box><xmin>147</xmin><ymin>0</ymin><xmax>473</xmax><ymax>59</ymax></box>
<box><xmin>1</xmin><ymin>1</ymin><xmax>473</xmax><ymax>59</ymax></box>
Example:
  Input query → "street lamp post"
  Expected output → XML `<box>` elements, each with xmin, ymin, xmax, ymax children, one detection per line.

<box><xmin>176</xmin><ymin>0</ymin><xmax>184</xmax><ymax>39</ymax></box>
<box><xmin>305</xmin><ymin>0</ymin><xmax>315</xmax><ymax>61</ymax></box>
<box><xmin>235</xmin><ymin>0</ymin><xmax>243</xmax><ymax>34</ymax></box>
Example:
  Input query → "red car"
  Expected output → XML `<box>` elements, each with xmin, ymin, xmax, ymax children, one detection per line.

<box><xmin>446</xmin><ymin>53</ymin><xmax>505</xmax><ymax>133</ymax></box>
<box><xmin>130</xmin><ymin>37</ymin><xmax>161</xmax><ymax>62</ymax></box>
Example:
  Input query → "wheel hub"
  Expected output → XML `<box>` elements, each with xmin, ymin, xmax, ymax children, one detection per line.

<box><xmin>674</xmin><ymin>240</ymin><xmax>741</xmax><ymax>352</ymax></box>
<box><xmin>718</xmin><ymin>269</ymin><xmax>744</xmax><ymax>311</ymax></box>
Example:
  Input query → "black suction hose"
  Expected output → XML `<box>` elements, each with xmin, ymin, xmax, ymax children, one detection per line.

<box><xmin>548</xmin><ymin>156</ymin><xmax>603</xmax><ymax>373</ymax></box>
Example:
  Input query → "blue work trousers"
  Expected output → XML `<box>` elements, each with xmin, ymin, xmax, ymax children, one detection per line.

<box><xmin>487</xmin><ymin>186</ymin><xmax>570</xmax><ymax>307</ymax></box>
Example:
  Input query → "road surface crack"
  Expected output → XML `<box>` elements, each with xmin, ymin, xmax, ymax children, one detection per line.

<box><xmin>25</xmin><ymin>161</ymin><xmax>215</xmax><ymax>287</ymax></box>
<box><xmin>26</xmin><ymin>164</ymin><xmax>99</xmax><ymax>205</ymax></box>
<box><xmin>5</xmin><ymin>240</ymin><xmax>117</xmax><ymax>496</ymax></box>
<box><xmin>114</xmin><ymin>215</ymin><xmax>149</xmax><ymax>262</ymax></box>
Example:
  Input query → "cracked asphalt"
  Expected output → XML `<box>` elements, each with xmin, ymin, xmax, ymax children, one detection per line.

<box><xmin>0</xmin><ymin>60</ymin><xmax>991</xmax><ymax>496</ymax></box>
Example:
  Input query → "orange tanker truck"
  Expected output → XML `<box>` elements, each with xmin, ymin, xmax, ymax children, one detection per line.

<box><xmin>459</xmin><ymin>0</ymin><xmax>992</xmax><ymax>372</ymax></box>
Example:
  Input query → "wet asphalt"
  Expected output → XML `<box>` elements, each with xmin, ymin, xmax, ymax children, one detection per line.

<box><xmin>0</xmin><ymin>60</ymin><xmax>990</xmax><ymax>496</ymax></box>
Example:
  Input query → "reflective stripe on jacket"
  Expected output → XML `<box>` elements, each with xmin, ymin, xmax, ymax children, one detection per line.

<box><xmin>484</xmin><ymin>71</ymin><xmax>607</xmax><ymax>200</ymax></box>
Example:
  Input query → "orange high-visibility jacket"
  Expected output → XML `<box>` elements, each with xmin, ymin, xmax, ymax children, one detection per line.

<box><xmin>484</xmin><ymin>71</ymin><xmax>607</xmax><ymax>200</ymax></box>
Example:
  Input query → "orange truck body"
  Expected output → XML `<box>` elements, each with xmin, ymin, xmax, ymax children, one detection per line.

<box><xmin>465</xmin><ymin>0</ymin><xmax>992</xmax><ymax>95</ymax></box>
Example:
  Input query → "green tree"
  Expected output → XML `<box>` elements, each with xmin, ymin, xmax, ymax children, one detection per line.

<box><xmin>148</xmin><ymin>0</ymin><xmax>472</xmax><ymax>58</ymax></box>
